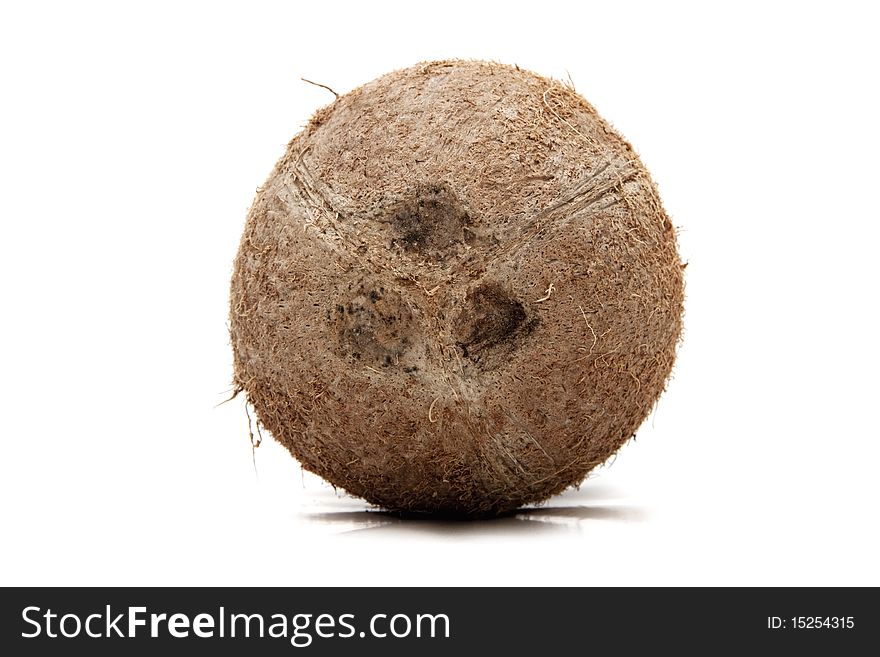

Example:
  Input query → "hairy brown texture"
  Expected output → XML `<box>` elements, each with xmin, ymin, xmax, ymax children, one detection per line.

<box><xmin>229</xmin><ymin>60</ymin><xmax>685</xmax><ymax>516</ymax></box>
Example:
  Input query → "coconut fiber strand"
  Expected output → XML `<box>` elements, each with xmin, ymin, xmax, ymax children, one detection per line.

<box><xmin>229</xmin><ymin>60</ymin><xmax>684</xmax><ymax>516</ymax></box>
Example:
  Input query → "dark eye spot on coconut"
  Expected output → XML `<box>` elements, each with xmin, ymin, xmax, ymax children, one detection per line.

<box><xmin>389</xmin><ymin>183</ymin><xmax>470</xmax><ymax>258</ymax></box>
<box><xmin>453</xmin><ymin>283</ymin><xmax>536</xmax><ymax>368</ymax></box>
<box><xmin>333</xmin><ymin>284</ymin><xmax>417</xmax><ymax>368</ymax></box>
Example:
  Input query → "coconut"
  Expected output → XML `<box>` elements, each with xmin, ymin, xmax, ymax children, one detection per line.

<box><xmin>229</xmin><ymin>60</ymin><xmax>684</xmax><ymax>516</ymax></box>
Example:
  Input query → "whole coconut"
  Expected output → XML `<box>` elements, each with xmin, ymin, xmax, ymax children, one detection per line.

<box><xmin>230</xmin><ymin>60</ymin><xmax>684</xmax><ymax>516</ymax></box>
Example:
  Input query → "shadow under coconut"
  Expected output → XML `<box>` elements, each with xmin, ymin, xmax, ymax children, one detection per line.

<box><xmin>301</xmin><ymin>484</ymin><xmax>648</xmax><ymax>536</ymax></box>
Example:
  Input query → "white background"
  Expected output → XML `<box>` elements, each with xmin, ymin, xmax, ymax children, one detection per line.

<box><xmin>1</xmin><ymin>1</ymin><xmax>878</xmax><ymax>586</ymax></box>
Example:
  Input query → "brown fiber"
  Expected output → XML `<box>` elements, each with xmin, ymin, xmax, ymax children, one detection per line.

<box><xmin>229</xmin><ymin>60</ymin><xmax>685</xmax><ymax>516</ymax></box>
